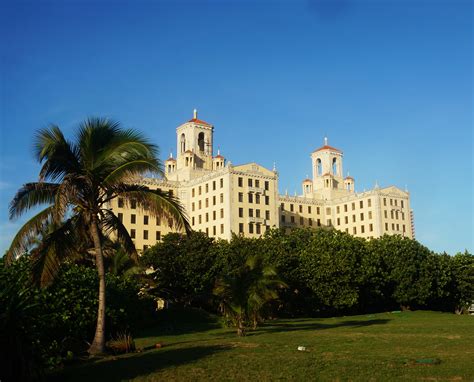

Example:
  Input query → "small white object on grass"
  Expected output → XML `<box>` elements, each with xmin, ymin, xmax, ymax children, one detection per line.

<box><xmin>297</xmin><ymin>346</ymin><xmax>306</xmax><ymax>351</ymax></box>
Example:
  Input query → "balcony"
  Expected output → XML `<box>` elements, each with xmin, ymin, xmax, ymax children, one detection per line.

<box><xmin>248</xmin><ymin>217</ymin><xmax>265</xmax><ymax>224</ymax></box>
<box><xmin>248</xmin><ymin>186</ymin><xmax>265</xmax><ymax>194</ymax></box>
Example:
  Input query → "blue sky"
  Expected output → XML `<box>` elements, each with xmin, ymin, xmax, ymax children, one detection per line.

<box><xmin>0</xmin><ymin>0</ymin><xmax>472</xmax><ymax>255</ymax></box>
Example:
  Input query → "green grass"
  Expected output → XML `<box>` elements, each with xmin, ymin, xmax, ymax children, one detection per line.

<box><xmin>50</xmin><ymin>310</ymin><xmax>474</xmax><ymax>381</ymax></box>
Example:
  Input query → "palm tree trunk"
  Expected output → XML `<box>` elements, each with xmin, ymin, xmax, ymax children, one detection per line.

<box><xmin>88</xmin><ymin>216</ymin><xmax>106</xmax><ymax>355</ymax></box>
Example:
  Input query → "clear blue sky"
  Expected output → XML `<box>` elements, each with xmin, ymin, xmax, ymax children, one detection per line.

<box><xmin>0</xmin><ymin>0</ymin><xmax>472</xmax><ymax>255</ymax></box>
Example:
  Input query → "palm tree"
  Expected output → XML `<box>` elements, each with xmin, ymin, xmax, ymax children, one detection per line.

<box><xmin>6</xmin><ymin>118</ymin><xmax>190</xmax><ymax>354</ymax></box>
<box><xmin>214</xmin><ymin>255</ymin><xmax>286</xmax><ymax>336</ymax></box>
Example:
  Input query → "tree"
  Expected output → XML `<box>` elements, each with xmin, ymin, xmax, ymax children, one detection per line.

<box><xmin>6</xmin><ymin>118</ymin><xmax>190</xmax><ymax>354</ymax></box>
<box><xmin>213</xmin><ymin>255</ymin><xmax>286</xmax><ymax>336</ymax></box>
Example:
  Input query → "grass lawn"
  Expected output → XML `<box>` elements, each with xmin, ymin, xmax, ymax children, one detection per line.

<box><xmin>50</xmin><ymin>310</ymin><xmax>474</xmax><ymax>381</ymax></box>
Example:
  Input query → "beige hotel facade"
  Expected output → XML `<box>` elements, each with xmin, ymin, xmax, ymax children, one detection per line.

<box><xmin>110</xmin><ymin>111</ymin><xmax>415</xmax><ymax>251</ymax></box>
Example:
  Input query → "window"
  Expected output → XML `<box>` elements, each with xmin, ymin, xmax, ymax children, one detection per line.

<box><xmin>248</xmin><ymin>193</ymin><xmax>253</xmax><ymax>203</ymax></box>
<box><xmin>361</xmin><ymin>225</ymin><xmax>365</xmax><ymax>234</ymax></box>
<box><xmin>192</xmin><ymin>217</ymin><xmax>195</xmax><ymax>225</ymax></box>
<box><xmin>213</xmin><ymin>211</ymin><xmax>216</xmax><ymax>220</ymax></box>
<box><xmin>265</xmin><ymin>210</ymin><xmax>270</xmax><ymax>220</ymax></box>
<box><xmin>308</xmin><ymin>206</ymin><xmax>312</xmax><ymax>213</ymax></box>
<box><xmin>220</xmin><ymin>193</ymin><xmax>224</xmax><ymax>203</ymax></box>
<box><xmin>317</xmin><ymin>207</ymin><xmax>321</xmax><ymax>214</ymax></box>
<box><xmin>205</xmin><ymin>213</ymin><xmax>209</xmax><ymax>222</ymax></box>
<box><xmin>352</xmin><ymin>215</ymin><xmax>356</xmax><ymax>222</ymax></box>
<box><xmin>220</xmin><ymin>178</ymin><xmax>224</xmax><ymax>188</ymax></box>
<box><xmin>130</xmin><ymin>229</ymin><xmax>136</xmax><ymax>239</ymax></box>
<box><xmin>299</xmin><ymin>205</ymin><xmax>303</xmax><ymax>213</ymax></box>
<box><xmin>205</xmin><ymin>183</ymin><xmax>209</xmax><ymax>193</ymax></box>
<box><xmin>192</xmin><ymin>188</ymin><xmax>195</xmax><ymax>197</ymax></box>
<box><xmin>118</xmin><ymin>198</ymin><xmax>124</xmax><ymax>208</ymax></box>
<box><xmin>205</xmin><ymin>198</ymin><xmax>209</xmax><ymax>208</ymax></box>
<box><xmin>317</xmin><ymin>219</ymin><xmax>321</xmax><ymax>226</ymax></box>
<box><xmin>144</xmin><ymin>215</ymin><xmax>149</xmax><ymax>225</ymax></box>
<box><xmin>213</xmin><ymin>181</ymin><xmax>216</xmax><ymax>190</ymax></box>
<box><xmin>255</xmin><ymin>180</ymin><xmax>260</xmax><ymax>188</ymax></box>
<box><xmin>255</xmin><ymin>194</ymin><xmax>260</xmax><ymax>204</ymax></box>
<box><xmin>384</xmin><ymin>210</ymin><xmax>388</xmax><ymax>218</ymax></box>
<box><xmin>345</xmin><ymin>216</ymin><xmax>349</xmax><ymax>224</ymax></box>
<box><xmin>281</xmin><ymin>215</ymin><xmax>286</xmax><ymax>223</ymax></box>
<box><xmin>309</xmin><ymin>218</ymin><xmax>313</xmax><ymax>226</ymax></box>
<box><xmin>199</xmin><ymin>215</ymin><xmax>202</xmax><ymax>224</ymax></box>
<box><xmin>265</xmin><ymin>196</ymin><xmax>269</xmax><ymax>205</ymax></box>
<box><xmin>326</xmin><ymin>207</ymin><xmax>331</xmax><ymax>215</ymax></box>
<box><xmin>249</xmin><ymin>209</ymin><xmax>254</xmax><ymax>217</ymax></box>
<box><xmin>156</xmin><ymin>217</ymin><xmax>161</xmax><ymax>225</ymax></box>
<box><xmin>238</xmin><ymin>193</ymin><xmax>243</xmax><ymax>202</ymax></box>
<box><xmin>368</xmin><ymin>199</ymin><xmax>372</xmax><ymax>207</ymax></box>
<box><xmin>290</xmin><ymin>204</ymin><xmax>294</xmax><ymax>212</ymax></box>
<box><xmin>249</xmin><ymin>223</ymin><xmax>254</xmax><ymax>234</ymax></box>
<box><xmin>280</xmin><ymin>203</ymin><xmax>285</xmax><ymax>211</ymax></box>
<box><xmin>192</xmin><ymin>202</ymin><xmax>195</xmax><ymax>212</ymax></box>
<box><xmin>198</xmin><ymin>186</ymin><xmax>202</xmax><ymax>195</ymax></box>
<box><xmin>213</xmin><ymin>226</ymin><xmax>216</xmax><ymax>235</ymax></box>
<box><xmin>239</xmin><ymin>208</ymin><xmax>244</xmax><ymax>218</ymax></box>
<box><xmin>256</xmin><ymin>224</ymin><xmax>261</xmax><ymax>234</ymax></box>
<box><xmin>239</xmin><ymin>223</ymin><xmax>244</xmax><ymax>233</ymax></box>
<box><xmin>368</xmin><ymin>211</ymin><xmax>372</xmax><ymax>219</ymax></box>
<box><xmin>391</xmin><ymin>210</ymin><xmax>394</xmax><ymax>219</ymax></box>
<box><xmin>390</xmin><ymin>199</ymin><xmax>393</xmax><ymax>206</ymax></box>
<box><xmin>344</xmin><ymin>204</ymin><xmax>347</xmax><ymax>212</ymax></box>
<box><xmin>369</xmin><ymin>224</ymin><xmax>373</xmax><ymax>232</ymax></box>
<box><xmin>337</xmin><ymin>218</ymin><xmax>340</xmax><ymax>225</ymax></box>
<box><xmin>401</xmin><ymin>200</ymin><xmax>404</xmax><ymax>208</ymax></box>
<box><xmin>199</xmin><ymin>200</ymin><xmax>202</xmax><ymax>209</ymax></box>
<box><xmin>220</xmin><ymin>209</ymin><xmax>224</xmax><ymax>218</ymax></box>
<box><xmin>206</xmin><ymin>228</ymin><xmax>209</xmax><ymax>236</ymax></box>
<box><xmin>238</xmin><ymin>177</ymin><xmax>243</xmax><ymax>187</ymax></box>
<box><xmin>213</xmin><ymin>196</ymin><xmax>217</xmax><ymax>205</ymax></box>
<box><xmin>336</xmin><ymin>206</ymin><xmax>340</xmax><ymax>214</ymax></box>
<box><xmin>248</xmin><ymin>178</ymin><xmax>253</xmax><ymax>187</ymax></box>
<box><xmin>352</xmin><ymin>203</ymin><xmax>355</xmax><ymax>210</ymax></box>
<box><xmin>327</xmin><ymin>219</ymin><xmax>332</xmax><ymax>226</ymax></box>
<box><xmin>385</xmin><ymin>223</ymin><xmax>388</xmax><ymax>230</ymax></box>
<box><xmin>131</xmin><ymin>214</ymin><xmax>136</xmax><ymax>224</ymax></box>
<box><xmin>360</xmin><ymin>213</ymin><xmax>364</xmax><ymax>221</ymax></box>
<box><xmin>256</xmin><ymin>209</ymin><xmax>261</xmax><ymax>218</ymax></box>
<box><xmin>291</xmin><ymin>216</ymin><xmax>295</xmax><ymax>223</ymax></box>
<box><xmin>131</xmin><ymin>199</ymin><xmax>137</xmax><ymax>209</ymax></box>
<box><xmin>143</xmin><ymin>230</ymin><xmax>148</xmax><ymax>240</ymax></box>
<box><xmin>403</xmin><ymin>224</ymin><xmax>406</xmax><ymax>232</ymax></box>
<box><xmin>221</xmin><ymin>224</ymin><xmax>224</xmax><ymax>234</ymax></box>
<box><xmin>156</xmin><ymin>231</ymin><xmax>161</xmax><ymax>240</ymax></box>
<box><xmin>383</xmin><ymin>198</ymin><xmax>387</xmax><ymax>206</ymax></box>
<box><xmin>300</xmin><ymin>217</ymin><xmax>304</xmax><ymax>225</ymax></box>
<box><xmin>353</xmin><ymin>227</ymin><xmax>357</xmax><ymax>234</ymax></box>
<box><xmin>264</xmin><ymin>181</ymin><xmax>269</xmax><ymax>191</ymax></box>
<box><xmin>118</xmin><ymin>213</ymin><xmax>123</xmax><ymax>222</ymax></box>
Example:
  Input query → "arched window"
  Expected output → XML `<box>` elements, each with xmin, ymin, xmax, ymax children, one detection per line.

<box><xmin>316</xmin><ymin>158</ymin><xmax>322</xmax><ymax>176</ymax></box>
<box><xmin>198</xmin><ymin>132</ymin><xmax>205</xmax><ymax>152</ymax></box>
<box><xmin>332</xmin><ymin>158</ymin><xmax>338</xmax><ymax>176</ymax></box>
<box><xmin>180</xmin><ymin>134</ymin><xmax>186</xmax><ymax>153</ymax></box>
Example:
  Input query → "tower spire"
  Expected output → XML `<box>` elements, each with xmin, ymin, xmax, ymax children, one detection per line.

<box><xmin>193</xmin><ymin>108</ymin><xmax>197</xmax><ymax>119</ymax></box>
<box><xmin>324</xmin><ymin>136</ymin><xmax>328</xmax><ymax>145</ymax></box>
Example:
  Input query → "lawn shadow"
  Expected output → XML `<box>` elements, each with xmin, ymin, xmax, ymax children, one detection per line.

<box><xmin>248</xmin><ymin>318</ymin><xmax>392</xmax><ymax>336</ymax></box>
<box><xmin>48</xmin><ymin>344</ymin><xmax>231</xmax><ymax>382</ymax></box>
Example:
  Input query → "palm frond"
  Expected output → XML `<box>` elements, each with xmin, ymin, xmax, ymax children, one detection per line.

<box><xmin>5</xmin><ymin>207</ymin><xmax>54</xmax><ymax>265</ymax></box>
<box><xmin>99</xmin><ymin>209</ymin><xmax>137</xmax><ymax>261</ymax></box>
<box><xmin>30</xmin><ymin>218</ymin><xmax>80</xmax><ymax>287</ymax></box>
<box><xmin>103</xmin><ymin>159</ymin><xmax>162</xmax><ymax>185</ymax></box>
<box><xmin>34</xmin><ymin>125</ymin><xmax>80</xmax><ymax>181</ymax></box>
<box><xmin>113</xmin><ymin>184</ymin><xmax>191</xmax><ymax>234</ymax></box>
<box><xmin>9</xmin><ymin>182</ymin><xmax>59</xmax><ymax>219</ymax></box>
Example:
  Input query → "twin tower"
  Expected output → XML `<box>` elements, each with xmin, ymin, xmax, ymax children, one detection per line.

<box><xmin>166</xmin><ymin>110</ymin><xmax>355</xmax><ymax>200</ymax></box>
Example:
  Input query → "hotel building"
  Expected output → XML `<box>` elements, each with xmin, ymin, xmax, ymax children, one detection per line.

<box><xmin>110</xmin><ymin>111</ymin><xmax>414</xmax><ymax>250</ymax></box>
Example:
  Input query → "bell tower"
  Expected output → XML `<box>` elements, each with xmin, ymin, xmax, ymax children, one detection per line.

<box><xmin>311</xmin><ymin>137</ymin><xmax>345</xmax><ymax>195</ymax></box>
<box><xmin>176</xmin><ymin>109</ymin><xmax>214</xmax><ymax>171</ymax></box>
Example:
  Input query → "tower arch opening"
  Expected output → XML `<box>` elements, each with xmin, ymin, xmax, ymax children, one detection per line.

<box><xmin>180</xmin><ymin>133</ymin><xmax>186</xmax><ymax>153</ymax></box>
<box><xmin>198</xmin><ymin>132</ymin><xmax>205</xmax><ymax>152</ymax></box>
